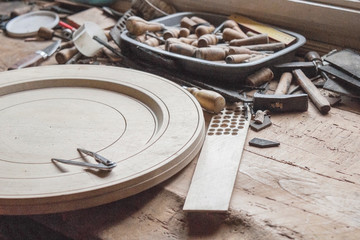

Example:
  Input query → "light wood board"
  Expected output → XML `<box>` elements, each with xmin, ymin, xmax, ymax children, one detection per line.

<box><xmin>183</xmin><ymin>103</ymin><xmax>250</xmax><ymax>212</ymax></box>
<box><xmin>67</xmin><ymin>7</ymin><xmax>116</xmax><ymax>29</ymax></box>
<box><xmin>0</xmin><ymin>65</ymin><xmax>205</xmax><ymax>215</ymax></box>
<box><xmin>229</xmin><ymin>14</ymin><xmax>296</xmax><ymax>45</ymax></box>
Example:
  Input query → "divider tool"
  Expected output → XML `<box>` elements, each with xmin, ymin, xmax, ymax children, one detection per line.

<box><xmin>52</xmin><ymin>148</ymin><xmax>117</xmax><ymax>171</ymax></box>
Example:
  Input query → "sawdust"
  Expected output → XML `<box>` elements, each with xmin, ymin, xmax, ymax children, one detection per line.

<box><xmin>31</xmin><ymin>186</ymin><xmax>279</xmax><ymax>240</ymax></box>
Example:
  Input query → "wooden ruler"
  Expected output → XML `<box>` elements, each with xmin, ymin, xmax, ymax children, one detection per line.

<box><xmin>183</xmin><ymin>103</ymin><xmax>250</xmax><ymax>212</ymax></box>
<box><xmin>229</xmin><ymin>14</ymin><xmax>296</xmax><ymax>45</ymax></box>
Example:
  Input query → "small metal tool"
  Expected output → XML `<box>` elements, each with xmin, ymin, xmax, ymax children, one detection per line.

<box><xmin>249</xmin><ymin>138</ymin><xmax>280</xmax><ymax>148</ymax></box>
<box><xmin>52</xmin><ymin>148</ymin><xmax>117</xmax><ymax>171</ymax></box>
<box><xmin>8</xmin><ymin>40</ymin><xmax>61</xmax><ymax>70</ymax></box>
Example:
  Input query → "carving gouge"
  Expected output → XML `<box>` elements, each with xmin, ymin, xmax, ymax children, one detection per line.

<box><xmin>8</xmin><ymin>40</ymin><xmax>61</xmax><ymax>70</ymax></box>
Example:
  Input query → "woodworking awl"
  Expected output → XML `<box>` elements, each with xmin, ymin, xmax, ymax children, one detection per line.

<box><xmin>8</xmin><ymin>39</ymin><xmax>61</xmax><ymax>70</ymax></box>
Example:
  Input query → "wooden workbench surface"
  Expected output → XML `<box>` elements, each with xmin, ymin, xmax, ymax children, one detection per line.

<box><xmin>0</xmin><ymin>27</ymin><xmax>360</xmax><ymax>240</ymax></box>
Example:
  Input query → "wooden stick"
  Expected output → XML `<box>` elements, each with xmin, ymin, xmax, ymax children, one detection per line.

<box><xmin>274</xmin><ymin>72</ymin><xmax>292</xmax><ymax>95</ymax></box>
<box><xmin>229</xmin><ymin>33</ymin><xmax>269</xmax><ymax>46</ymax></box>
<box><xmin>293</xmin><ymin>69</ymin><xmax>331</xmax><ymax>114</ymax></box>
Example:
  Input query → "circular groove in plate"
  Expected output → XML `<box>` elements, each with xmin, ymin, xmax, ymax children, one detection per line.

<box><xmin>0</xmin><ymin>65</ymin><xmax>205</xmax><ymax>214</ymax></box>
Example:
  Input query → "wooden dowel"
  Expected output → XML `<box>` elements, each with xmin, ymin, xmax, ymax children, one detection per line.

<box><xmin>229</xmin><ymin>34</ymin><xmax>269</xmax><ymax>46</ymax></box>
<box><xmin>274</xmin><ymin>72</ymin><xmax>292</xmax><ymax>95</ymax></box>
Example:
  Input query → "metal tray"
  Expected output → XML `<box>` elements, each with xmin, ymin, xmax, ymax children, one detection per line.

<box><xmin>120</xmin><ymin>12</ymin><xmax>306</xmax><ymax>84</ymax></box>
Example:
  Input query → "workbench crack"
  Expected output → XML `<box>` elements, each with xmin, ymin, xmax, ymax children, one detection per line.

<box><xmin>245</xmin><ymin>150</ymin><xmax>357</xmax><ymax>185</ymax></box>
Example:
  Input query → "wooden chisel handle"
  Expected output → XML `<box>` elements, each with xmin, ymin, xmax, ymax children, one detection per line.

<box><xmin>274</xmin><ymin>72</ymin><xmax>292</xmax><ymax>95</ymax></box>
<box><xmin>185</xmin><ymin>87</ymin><xmax>226</xmax><ymax>113</ymax></box>
<box><xmin>126</xmin><ymin>16</ymin><xmax>164</xmax><ymax>36</ymax></box>
<box><xmin>293</xmin><ymin>69</ymin><xmax>330</xmax><ymax>114</ymax></box>
<box><xmin>55</xmin><ymin>47</ymin><xmax>78</xmax><ymax>64</ymax></box>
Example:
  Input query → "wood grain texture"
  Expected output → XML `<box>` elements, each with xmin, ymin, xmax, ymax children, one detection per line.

<box><xmin>231</xmin><ymin>104</ymin><xmax>360</xmax><ymax>239</ymax></box>
<box><xmin>0</xmin><ymin>65</ymin><xmax>205</xmax><ymax>215</ymax></box>
<box><xmin>66</xmin><ymin>7</ymin><xmax>116</xmax><ymax>29</ymax></box>
<box><xmin>165</xmin><ymin>0</ymin><xmax>360</xmax><ymax>50</ymax></box>
<box><xmin>163</xmin><ymin>102</ymin><xmax>360</xmax><ymax>239</ymax></box>
<box><xmin>183</xmin><ymin>103</ymin><xmax>250</xmax><ymax>212</ymax></box>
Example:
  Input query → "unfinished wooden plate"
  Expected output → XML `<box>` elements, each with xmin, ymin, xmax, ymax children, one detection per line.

<box><xmin>0</xmin><ymin>65</ymin><xmax>205</xmax><ymax>215</ymax></box>
<box><xmin>6</xmin><ymin>11</ymin><xmax>59</xmax><ymax>37</ymax></box>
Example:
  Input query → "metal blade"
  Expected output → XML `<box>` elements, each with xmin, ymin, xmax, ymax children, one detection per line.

<box><xmin>38</xmin><ymin>39</ymin><xmax>61</xmax><ymax>57</ymax></box>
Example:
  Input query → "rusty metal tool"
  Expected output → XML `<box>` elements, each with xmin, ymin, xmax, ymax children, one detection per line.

<box><xmin>323</xmin><ymin>48</ymin><xmax>360</xmax><ymax>80</ymax></box>
<box><xmin>253</xmin><ymin>72</ymin><xmax>308</xmax><ymax>112</ymax></box>
<box><xmin>273</xmin><ymin>50</ymin><xmax>333</xmax><ymax>80</ymax></box>
<box><xmin>249</xmin><ymin>138</ymin><xmax>280</xmax><ymax>148</ymax></box>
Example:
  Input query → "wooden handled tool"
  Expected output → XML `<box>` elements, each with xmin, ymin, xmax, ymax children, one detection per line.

<box><xmin>225</xmin><ymin>54</ymin><xmax>253</xmax><ymax>63</ymax></box>
<box><xmin>163</xmin><ymin>28</ymin><xmax>180</xmax><ymax>40</ymax></box>
<box><xmin>229</xmin><ymin>33</ymin><xmax>269</xmax><ymax>46</ymax></box>
<box><xmin>8</xmin><ymin>40</ymin><xmax>61</xmax><ymax>70</ymax></box>
<box><xmin>305</xmin><ymin>51</ymin><xmax>332</xmax><ymax>82</ymax></box>
<box><xmin>55</xmin><ymin>47</ymin><xmax>79</xmax><ymax>64</ymax></box>
<box><xmin>184</xmin><ymin>87</ymin><xmax>226</xmax><ymax>113</ymax></box>
<box><xmin>305</xmin><ymin>51</ymin><xmax>322</xmax><ymax>64</ymax></box>
<box><xmin>167</xmin><ymin>43</ymin><xmax>196</xmax><ymax>57</ymax></box>
<box><xmin>246</xmin><ymin>67</ymin><xmax>274</xmax><ymax>87</ymax></box>
<box><xmin>38</xmin><ymin>27</ymin><xmax>68</xmax><ymax>41</ymax></box>
<box><xmin>195</xmin><ymin>25</ymin><xmax>215</xmax><ymax>37</ymax></box>
<box><xmin>223</xmin><ymin>20</ymin><xmax>246</xmax><ymax>34</ymax></box>
<box><xmin>274</xmin><ymin>72</ymin><xmax>292</xmax><ymax>95</ymax></box>
<box><xmin>253</xmin><ymin>72</ymin><xmax>308</xmax><ymax>112</ymax></box>
<box><xmin>195</xmin><ymin>47</ymin><xmax>227</xmax><ymax>61</ymax></box>
<box><xmin>180</xmin><ymin>17</ymin><xmax>197</xmax><ymax>29</ymax></box>
<box><xmin>243</xmin><ymin>42</ymin><xmax>285</xmax><ymax>52</ymax></box>
<box><xmin>126</xmin><ymin>16</ymin><xmax>165</xmax><ymax>36</ymax></box>
<box><xmin>197</xmin><ymin>34</ymin><xmax>219</xmax><ymax>47</ymax></box>
<box><xmin>293</xmin><ymin>69</ymin><xmax>330</xmax><ymax>114</ymax></box>
<box><xmin>222</xmin><ymin>28</ymin><xmax>248</xmax><ymax>41</ymax></box>
<box><xmin>252</xmin><ymin>73</ymin><xmax>290</xmax><ymax>126</ymax></box>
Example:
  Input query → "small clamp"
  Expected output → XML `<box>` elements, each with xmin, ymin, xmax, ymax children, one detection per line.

<box><xmin>52</xmin><ymin>148</ymin><xmax>117</xmax><ymax>171</ymax></box>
